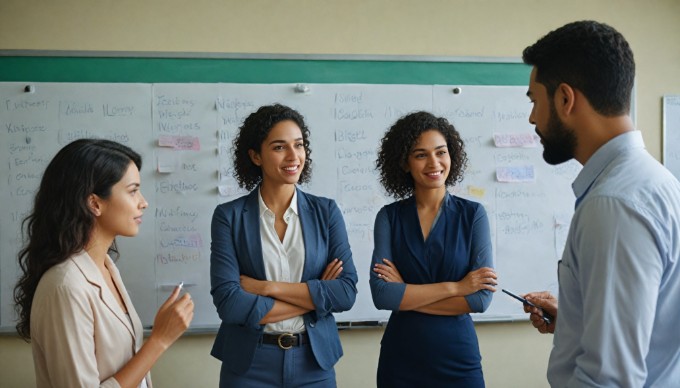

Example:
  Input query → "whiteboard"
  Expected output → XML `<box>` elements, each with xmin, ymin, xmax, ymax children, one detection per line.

<box><xmin>664</xmin><ymin>95</ymin><xmax>680</xmax><ymax>179</ymax></box>
<box><xmin>0</xmin><ymin>82</ymin><xmax>579</xmax><ymax>331</ymax></box>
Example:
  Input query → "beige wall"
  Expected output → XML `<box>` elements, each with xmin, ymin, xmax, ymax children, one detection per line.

<box><xmin>1</xmin><ymin>1</ymin><xmax>679</xmax><ymax>387</ymax></box>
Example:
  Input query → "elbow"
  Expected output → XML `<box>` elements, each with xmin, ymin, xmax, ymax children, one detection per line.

<box><xmin>211</xmin><ymin>284</ymin><xmax>248</xmax><ymax>324</ymax></box>
<box><xmin>331</xmin><ymin>281</ymin><xmax>358</xmax><ymax>312</ymax></box>
<box><xmin>370</xmin><ymin>282</ymin><xmax>400</xmax><ymax>311</ymax></box>
<box><xmin>336</xmin><ymin>291</ymin><xmax>357</xmax><ymax>312</ymax></box>
<box><xmin>371</xmin><ymin>297</ymin><xmax>394</xmax><ymax>311</ymax></box>
<box><xmin>478</xmin><ymin>297</ymin><xmax>492</xmax><ymax>313</ymax></box>
<box><xmin>469</xmin><ymin>290</ymin><xmax>493</xmax><ymax>313</ymax></box>
<box><xmin>310</xmin><ymin>279</ymin><xmax>357</xmax><ymax>315</ymax></box>
<box><xmin>212</xmin><ymin>292</ymin><xmax>240</xmax><ymax>324</ymax></box>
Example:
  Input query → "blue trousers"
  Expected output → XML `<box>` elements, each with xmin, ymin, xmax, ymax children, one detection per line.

<box><xmin>219</xmin><ymin>341</ymin><xmax>336</xmax><ymax>388</ymax></box>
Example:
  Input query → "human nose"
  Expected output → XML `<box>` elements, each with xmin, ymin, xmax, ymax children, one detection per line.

<box><xmin>139</xmin><ymin>192</ymin><xmax>148</xmax><ymax>209</ymax></box>
<box><xmin>285</xmin><ymin>146</ymin><xmax>297</xmax><ymax>160</ymax></box>
<box><xmin>529</xmin><ymin>106</ymin><xmax>536</xmax><ymax>125</ymax></box>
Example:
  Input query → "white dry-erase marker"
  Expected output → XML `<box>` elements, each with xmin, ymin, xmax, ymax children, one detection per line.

<box><xmin>178</xmin><ymin>281</ymin><xmax>184</xmax><ymax>290</ymax></box>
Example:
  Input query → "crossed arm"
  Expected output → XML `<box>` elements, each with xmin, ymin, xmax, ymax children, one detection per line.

<box><xmin>373</xmin><ymin>258</ymin><xmax>496</xmax><ymax>315</ymax></box>
<box><xmin>240</xmin><ymin>259</ymin><xmax>343</xmax><ymax>324</ymax></box>
<box><xmin>211</xmin><ymin>200</ymin><xmax>357</xmax><ymax>328</ymax></box>
<box><xmin>369</xmin><ymin>205</ymin><xmax>497</xmax><ymax>316</ymax></box>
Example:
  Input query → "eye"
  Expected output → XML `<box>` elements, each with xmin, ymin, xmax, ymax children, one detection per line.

<box><xmin>273</xmin><ymin>145</ymin><xmax>284</xmax><ymax>151</ymax></box>
<box><xmin>295</xmin><ymin>142</ymin><xmax>305</xmax><ymax>148</ymax></box>
<box><xmin>437</xmin><ymin>150</ymin><xmax>448</xmax><ymax>156</ymax></box>
<box><xmin>414</xmin><ymin>153</ymin><xmax>425</xmax><ymax>159</ymax></box>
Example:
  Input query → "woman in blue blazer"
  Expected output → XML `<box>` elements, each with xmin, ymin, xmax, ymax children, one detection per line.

<box><xmin>210</xmin><ymin>104</ymin><xmax>358</xmax><ymax>387</ymax></box>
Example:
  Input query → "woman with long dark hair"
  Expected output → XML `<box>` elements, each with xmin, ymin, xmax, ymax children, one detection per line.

<box><xmin>14</xmin><ymin>138</ymin><xmax>194</xmax><ymax>388</ymax></box>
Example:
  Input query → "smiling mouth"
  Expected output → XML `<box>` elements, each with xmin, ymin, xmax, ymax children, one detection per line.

<box><xmin>425</xmin><ymin>171</ymin><xmax>443</xmax><ymax>178</ymax></box>
<box><xmin>283</xmin><ymin>166</ymin><xmax>299</xmax><ymax>174</ymax></box>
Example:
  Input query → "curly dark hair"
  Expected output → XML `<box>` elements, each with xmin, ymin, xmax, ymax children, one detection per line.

<box><xmin>376</xmin><ymin>111</ymin><xmax>468</xmax><ymax>199</ymax></box>
<box><xmin>14</xmin><ymin>139</ymin><xmax>142</xmax><ymax>341</ymax></box>
<box><xmin>232</xmin><ymin>104</ymin><xmax>312</xmax><ymax>191</ymax></box>
<box><xmin>522</xmin><ymin>20</ymin><xmax>635</xmax><ymax>116</ymax></box>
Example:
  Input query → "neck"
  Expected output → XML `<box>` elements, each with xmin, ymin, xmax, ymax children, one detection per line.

<box><xmin>85</xmin><ymin>229</ymin><xmax>114</xmax><ymax>271</ymax></box>
<box><xmin>574</xmin><ymin>115</ymin><xmax>635</xmax><ymax>165</ymax></box>
<box><xmin>414</xmin><ymin>186</ymin><xmax>447</xmax><ymax>210</ymax></box>
<box><xmin>259</xmin><ymin>181</ymin><xmax>295</xmax><ymax>214</ymax></box>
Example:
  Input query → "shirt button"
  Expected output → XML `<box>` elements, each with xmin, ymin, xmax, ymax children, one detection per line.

<box><xmin>309</xmin><ymin>322</ymin><xmax>315</xmax><ymax>328</ymax></box>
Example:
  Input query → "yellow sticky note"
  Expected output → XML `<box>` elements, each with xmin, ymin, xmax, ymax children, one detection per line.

<box><xmin>467</xmin><ymin>186</ymin><xmax>486</xmax><ymax>198</ymax></box>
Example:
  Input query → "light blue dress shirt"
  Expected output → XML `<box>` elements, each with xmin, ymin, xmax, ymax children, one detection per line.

<box><xmin>549</xmin><ymin>131</ymin><xmax>680</xmax><ymax>387</ymax></box>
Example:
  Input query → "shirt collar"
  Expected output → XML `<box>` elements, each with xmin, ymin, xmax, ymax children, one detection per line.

<box><xmin>258</xmin><ymin>186</ymin><xmax>299</xmax><ymax>218</ymax></box>
<box><xmin>572</xmin><ymin>130</ymin><xmax>645</xmax><ymax>200</ymax></box>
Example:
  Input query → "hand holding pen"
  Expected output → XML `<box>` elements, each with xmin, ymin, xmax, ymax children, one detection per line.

<box><xmin>522</xmin><ymin>291</ymin><xmax>558</xmax><ymax>334</ymax></box>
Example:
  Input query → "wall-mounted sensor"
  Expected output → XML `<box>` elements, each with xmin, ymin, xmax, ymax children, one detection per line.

<box><xmin>24</xmin><ymin>85</ymin><xmax>35</xmax><ymax>93</ymax></box>
<box><xmin>452</xmin><ymin>87</ymin><xmax>462</xmax><ymax>95</ymax></box>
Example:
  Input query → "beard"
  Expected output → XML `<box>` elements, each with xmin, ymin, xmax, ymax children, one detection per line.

<box><xmin>537</xmin><ymin>105</ymin><xmax>577</xmax><ymax>165</ymax></box>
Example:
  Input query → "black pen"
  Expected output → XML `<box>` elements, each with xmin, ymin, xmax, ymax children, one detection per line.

<box><xmin>502</xmin><ymin>289</ymin><xmax>554</xmax><ymax>325</ymax></box>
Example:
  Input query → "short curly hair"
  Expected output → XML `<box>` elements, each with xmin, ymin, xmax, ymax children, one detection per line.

<box><xmin>523</xmin><ymin>20</ymin><xmax>635</xmax><ymax>116</ymax></box>
<box><xmin>376</xmin><ymin>111</ymin><xmax>468</xmax><ymax>199</ymax></box>
<box><xmin>232</xmin><ymin>104</ymin><xmax>312</xmax><ymax>191</ymax></box>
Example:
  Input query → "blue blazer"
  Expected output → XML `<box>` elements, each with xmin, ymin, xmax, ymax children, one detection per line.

<box><xmin>210</xmin><ymin>187</ymin><xmax>358</xmax><ymax>375</ymax></box>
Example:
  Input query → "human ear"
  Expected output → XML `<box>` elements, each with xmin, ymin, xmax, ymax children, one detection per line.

<box><xmin>401</xmin><ymin>160</ymin><xmax>410</xmax><ymax>173</ymax></box>
<box><xmin>248</xmin><ymin>149</ymin><xmax>261</xmax><ymax>166</ymax></box>
<box><xmin>555</xmin><ymin>83</ymin><xmax>576</xmax><ymax>115</ymax></box>
<box><xmin>88</xmin><ymin>194</ymin><xmax>102</xmax><ymax>217</ymax></box>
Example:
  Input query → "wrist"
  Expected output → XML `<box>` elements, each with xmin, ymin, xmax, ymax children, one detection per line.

<box><xmin>146</xmin><ymin>333</ymin><xmax>170</xmax><ymax>353</ymax></box>
<box><xmin>263</xmin><ymin>281</ymin><xmax>277</xmax><ymax>297</ymax></box>
<box><xmin>446</xmin><ymin>282</ymin><xmax>459</xmax><ymax>297</ymax></box>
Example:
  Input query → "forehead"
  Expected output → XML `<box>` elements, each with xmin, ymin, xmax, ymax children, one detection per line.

<box><xmin>412</xmin><ymin>130</ymin><xmax>446</xmax><ymax>148</ymax></box>
<box><xmin>527</xmin><ymin>67</ymin><xmax>545</xmax><ymax>96</ymax></box>
<box><xmin>118</xmin><ymin>162</ymin><xmax>140</xmax><ymax>182</ymax></box>
<box><xmin>265</xmin><ymin>119</ymin><xmax>302</xmax><ymax>140</ymax></box>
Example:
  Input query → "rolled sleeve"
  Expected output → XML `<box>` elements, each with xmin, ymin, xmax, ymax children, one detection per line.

<box><xmin>369</xmin><ymin>207</ymin><xmax>407</xmax><ymax>311</ymax></box>
<box><xmin>210</xmin><ymin>205</ymin><xmax>274</xmax><ymax>330</ymax></box>
<box><xmin>307</xmin><ymin>200</ymin><xmax>358</xmax><ymax>316</ymax></box>
<box><xmin>463</xmin><ymin>204</ymin><xmax>494</xmax><ymax>313</ymax></box>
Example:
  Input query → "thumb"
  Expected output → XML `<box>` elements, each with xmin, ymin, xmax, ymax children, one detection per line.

<box><xmin>160</xmin><ymin>284</ymin><xmax>181</xmax><ymax>309</ymax></box>
<box><xmin>527</xmin><ymin>297</ymin><xmax>546</xmax><ymax>308</ymax></box>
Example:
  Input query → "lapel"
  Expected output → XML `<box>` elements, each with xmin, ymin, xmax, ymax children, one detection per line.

<box><xmin>71</xmin><ymin>251</ymin><xmax>136</xmax><ymax>340</ymax></box>
<box><xmin>297</xmin><ymin>188</ymin><xmax>317</xmax><ymax>281</ymax></box>
<box><xmin>105</xmin><ymin>257</ymin><xmax>143</xmax><ymax>349</ymax></box>
<box><xmin>242</xmin><ymin>188</ymin><xmax>267</xmax><ymax>279</ymax></box>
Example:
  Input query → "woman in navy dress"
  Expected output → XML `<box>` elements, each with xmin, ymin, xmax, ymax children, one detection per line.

<box><xmin>370</xmin><ymin>111</ymin><xmax>497</xmax><ymax>387</ymax></box>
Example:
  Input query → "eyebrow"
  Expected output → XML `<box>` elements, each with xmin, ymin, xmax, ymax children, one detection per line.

<box><xmin>126</xmin><ymin>182</ymin><xmax>140</xmax><ymax>189</ymax></box>
<box><xmin>411</xmin><ymin>144</ymin><xmax>447</xmax><ymax>153</ymax></box>
<box><xmin>268</xmin><ymin>137</ymin><xmax>304</xmax><ymax>146</ymax></box>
